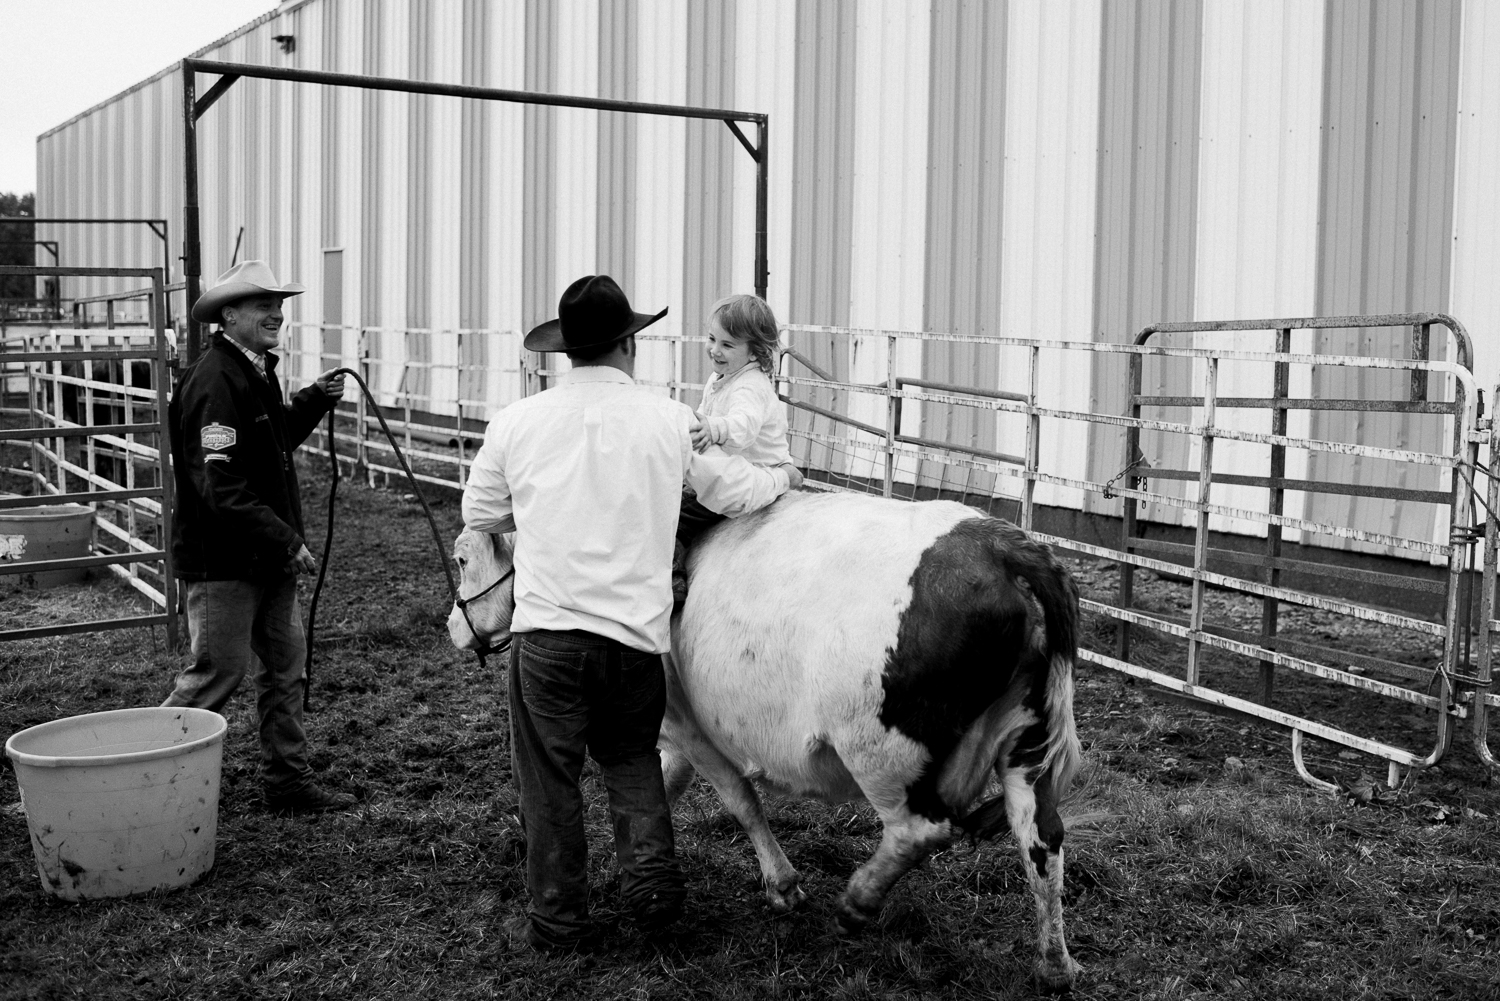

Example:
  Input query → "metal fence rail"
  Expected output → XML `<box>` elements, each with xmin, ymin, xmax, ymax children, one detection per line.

<box><xmin>771</xmin><ymin>319</ymin><xmax>1489</xmax><ymax>789</ymax></box>
<box><xmin>268</xmin><ymin>315</ymin><xmax>1495</xmax><ymax>788</ymax></box>
<box><xmin>21</xmin><ymin>294</ymin><xmax>1490</xmax><ymax>785</ymax></box>
<box><xmin>1120</xmin><ymin>315</ymin><xmax>1478</xmax><ymax>789</ymax></box>
<box><xmin>0</xmin><ymin>265</ymin><xmax>177</xmax><ymax>647</ymax></box>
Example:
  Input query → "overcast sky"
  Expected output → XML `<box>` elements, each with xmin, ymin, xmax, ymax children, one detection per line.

<box><xmin>0</xmin><ymin>0</ymin><xmax>274</xmax><ymax>197</ymax></box>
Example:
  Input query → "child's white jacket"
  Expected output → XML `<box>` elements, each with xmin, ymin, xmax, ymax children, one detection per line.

<box><xmin>696</xmin><ymin>362</ymin><xmax>793</xmax><ymax>468</ymax></box>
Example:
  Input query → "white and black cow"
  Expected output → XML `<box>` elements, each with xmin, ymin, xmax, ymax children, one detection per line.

<box><xmin>448</xmin><ymin>491</ymin><xmax>1082</xmax><ymax>992</ymax></box>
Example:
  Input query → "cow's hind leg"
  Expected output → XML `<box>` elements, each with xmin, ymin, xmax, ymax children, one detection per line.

<box><xmin>999</xmin><ymin>759</ymin><xmax>1080</xmax><ymax>993</ymax></box>
<box><xmin>834</xmin><ymin>803</ymin><xmax>954</xmax><ymax>935</ymax></box>
<box><xmin>663</xmin><ymin>723</ymin><xmax>806</xmax><ymax>913</ymax></box>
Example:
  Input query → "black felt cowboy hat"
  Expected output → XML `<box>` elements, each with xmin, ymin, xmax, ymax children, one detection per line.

<box><xmin>523</xmin><ymin>275</ymin><xmax>667</xmax><ymax>353</ymax></box>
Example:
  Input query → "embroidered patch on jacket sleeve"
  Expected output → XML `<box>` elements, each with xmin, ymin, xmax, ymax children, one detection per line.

<box><xmin>201</xmin><ymin>422</ymin><xmax>237</xmax><ymax>451</ymax></box>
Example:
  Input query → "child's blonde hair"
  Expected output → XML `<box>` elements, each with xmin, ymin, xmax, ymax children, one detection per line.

<box><xmin>709</xmin><ymin>294</ymin><xmax>780</xmax><ymax>375</ymax></box>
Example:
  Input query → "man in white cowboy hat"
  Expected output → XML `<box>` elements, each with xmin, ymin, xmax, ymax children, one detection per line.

<box><xmin>161</xmin><ymin>260</ymin><xmax>354</xmax><ymax>814</ymax></box>
<box><xmin>461</xmin><ymin>275</ymin><xmax>802</xmax><ymax>951</ymax></box>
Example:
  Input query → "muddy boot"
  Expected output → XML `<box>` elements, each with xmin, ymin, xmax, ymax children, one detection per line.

<box><xmin>672</xmin><ymin>540</ymin><xmax>689</xmax><ymax>611</ymax></box>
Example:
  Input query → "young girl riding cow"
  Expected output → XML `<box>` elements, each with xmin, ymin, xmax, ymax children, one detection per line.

<box><xmin>673</xmin><ymin>294</ymin><xmax>793</xmax><ymax>604</ymax></box>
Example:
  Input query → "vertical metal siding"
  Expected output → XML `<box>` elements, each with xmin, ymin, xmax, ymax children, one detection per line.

<box><xmin>554</xmin><ymin>0</ymin><xmax>599</xmax><ymax>311</ymax></box>
<box><xmin>732</xmin><ymin>0</ymin><xmax>797</xmax><ymax>325</ymax></box>
<box><xmin>288</xmin><ymin>3</ymin><xmax>307</xmax><ymax>346</ymax></box>
<box><xmin>630</xmin><ymin>0</ymin><xmax>687</xmax><ymax>391</ymax></box>
<box><xmin>361</xmin><ymin>0</ymin><xmax>383</xmax><ymax>328</ymax></box>
<box><xmin>523</xmin><ymin>0</ymin><xmax>558</xmax><ymax>336</ymax></box>
<box><xmin>489</xmin><ymin>1</ymin><xmax>527</xmax><ymax>406</ymax></box>
<box><xmin>240</xmin><ymin>34</ymin><xmax>263</xmax><ymax>265</ymax></box>
<box><xmin>846</xmin><ymin>0</ymin><xmax>931</xmax><ymax>486</ymax></box>
<box><xmin>1000</xmin><ymin>0</ymin><xmax>1103</xmax><ymax>511</ymax></box>
<box><xmin>1309</xmin><ymin>0</ymin><xmax>1462</xmax><ymax>555</ymax></box>
<box><xmin>460</xmin><ymin>0</ymin><xmax>494</xmax><ymax>416</ymax></box>
<box><xmin>460</xmin><ymin>0</ymin><xmax>490</xmax><ymax>332</ymax></box>
<box><xmin>596</xmin><ymin>0</ymin><xmax>638</xmax><ymax>294</ymax></box>
<box><xmin>681</xmin><ymin>0</ymin><xmax>737</xmax><ymax>405</ymax></box>
<box><xmin>922</xmin><ymin>0</ymin><xmax>1007</xmax><ymax>497</ymax></box>
<box><xmin>1192</xmin><ymin>0</ymin><xmax>1325</xmax><ymax>540</ymax></box>
<box><xmin>789</xmin><ymin>0</ymin><xmax>856</xmax><ymax>329</ymax></box>
<box><xmin>26</xmin><ymin>0</ymin><xmax>1499</xmax><ymax>568</ymax></box>
<box><xmin>321</xmin><ymin>0</ymin><xmax>341</xmax><ymax>252</ymax></box>
<box><xmin>407</xmin><ymin>1</ymin><xmax>432</xmax><ymax>333</ymax></box>
<box><xmin>1088</xmin><ymin>0</ymin><xmax>1204</xmax><ymax>521</ymax></box>
<box><xmin>426</xmin><ymin>0</ymin><xmax>464</xmax><ymax>410</ymax></box>
<box><xmin>787</xmin><ymin>0</ymin><xmax>857</xmax><ymax>470</ymax></box>
<box><xmin>377</xmin><ymin>0</ymin><xmax>409</xmax><ymax>384</ymax></box>
<box><xmin>1451</xmin><ymin>0</ymin><xmax>1500</xmax><ymax>390</ymax></box>
<box><xmin>404</xmin><ymin>0</ymin><xmax>433</xmax><ymax>401</ymax></box>
<box><xmin>320</xmin><ymin>0</ymin><xmax>343</xmax><ymax>368</ymax></box>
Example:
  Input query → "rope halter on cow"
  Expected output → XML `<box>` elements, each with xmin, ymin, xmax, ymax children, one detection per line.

<box><xmin>453</xmin><ymin>560</ymin><xmax>516</xmax><ymax>666</ymax></box>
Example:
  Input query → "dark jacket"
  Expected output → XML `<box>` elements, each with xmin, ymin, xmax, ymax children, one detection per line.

<box><xmin>170</xmin><ymin>336</ymin><xmax>334</xmax><ymax>581</ymax></box>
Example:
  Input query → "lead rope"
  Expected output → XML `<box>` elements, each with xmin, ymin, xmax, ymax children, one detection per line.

<box><xmin>303</xmin><ymin>367</ymin><xmax>491</xmax><ymax>711</ymax></box>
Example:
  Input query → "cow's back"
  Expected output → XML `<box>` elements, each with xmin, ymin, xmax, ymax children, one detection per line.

<box><xmin>670</xmin><ymin>492</ymin><xmax>981</xmax><ymax>801</ymax></box>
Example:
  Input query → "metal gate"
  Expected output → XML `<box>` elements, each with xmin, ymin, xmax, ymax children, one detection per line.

<box><xmin>0</xmin><ymin>265</ymin><xmax>177</xmax><ymax>647</ymax></box>
<box><xmin>775</xmin><ymin>315</ymin><xmax>1490</xmax><ymax>789</ymax></box>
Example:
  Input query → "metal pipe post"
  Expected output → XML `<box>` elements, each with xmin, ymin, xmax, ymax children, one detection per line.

<box><xmin>150</xmin><ymin>268</ymin><xmax>178</xmax><ymax>648</ymax></box>
<box><xmin>181</xmin><ymin>61</ymin><xmax>203</xmax><ymax>364</ymax></box>
<box><xmin>883</xmin><ymin>335</ymin><xmax>896</xmax><ymax>498</ymax></box>
<box><xmin>1023</xmin><ymin>344</ymin><xmax>1040</xmax><ymax>531</ymax></box>
<box><xmin>1475</xmin><ymin>406</ymin><xmax>1500</xmax><ymax>773</ymax></box>
<box><xmin>1260</xmin><ymin>327</ymin><xmax>1290</xmax><ymax>702</ymax></box>
<box><xmin>755</xmin><ymin>118</ymin><xmax>769</xmax><ymax>301</ymax></box>
<box><xmin>1117</xmin><ymin>350</ymin><xmax>1143</xmax><ymax>660</ymax></box>
<box><xmin>1186</xmin><ymin>358</ymin><xmax>1219</xmax><ymax>686</ymax></box>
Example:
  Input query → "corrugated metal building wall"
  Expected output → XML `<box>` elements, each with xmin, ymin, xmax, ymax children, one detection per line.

<box><xmin>35</xmin><ymin>0</ymin><xmax>1500</xmax><ymax>558</ymax></box>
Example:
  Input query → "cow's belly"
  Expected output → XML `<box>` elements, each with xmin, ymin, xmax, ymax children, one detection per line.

<box><xmin>671</xmin><ymin>645</ymin><xmax>881</xmax><ymax>802</ymax></box>
<box><xmin>671</xmin><ymin>493</ymin><xmax>979</xmax><ymax>802</ymax></box>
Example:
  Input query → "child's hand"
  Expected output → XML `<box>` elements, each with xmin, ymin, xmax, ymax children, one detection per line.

<box><xmin>689</xmin><ymin>421</ymin><xmax>713</xmax><ymax>452</ymax></box>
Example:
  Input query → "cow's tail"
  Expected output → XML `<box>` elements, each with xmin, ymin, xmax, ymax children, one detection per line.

<box><xmin>1001</xmin><ymin>532</ymin><xmax>1083</xmax><ymax>806</ymax></box>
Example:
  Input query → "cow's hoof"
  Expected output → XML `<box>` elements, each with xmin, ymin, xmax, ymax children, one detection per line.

<box><xmin>1034</xmin><ymin>955</ymin><xmax>1081</xmax><ymax>994</ymax></box>
<box><xmin>766</xmin><ymin>874</ymin><xmax>807</xmax><ymax>914</ymax></box>
<box><xmin>832</xmin><ymin>894</ymin><xmax>875</xmax><ymax>936</ymax></box>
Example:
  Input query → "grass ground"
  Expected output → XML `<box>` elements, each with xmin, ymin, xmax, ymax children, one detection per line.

<box><xmin>2</xmin><ymin>463</ymin><xmax>1498</xmax><ymax>1000</ymax></box>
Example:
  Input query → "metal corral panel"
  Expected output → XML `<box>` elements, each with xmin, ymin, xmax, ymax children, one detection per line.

<box><xmin>32</xmin><ymin>0</ymin><xmax>1500</xmax><ymax>563</ymax></box>
<box><xmin>1310</xmin><ymin>0</ymin><xmax>1462</xmax><ymax>558</ymax></box>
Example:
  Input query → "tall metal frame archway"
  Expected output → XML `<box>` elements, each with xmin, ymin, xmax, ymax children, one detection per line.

<box><xmin>179</xmin><ymin>58</ymin><xmax>771</xmax><ymax>364</ymax></box>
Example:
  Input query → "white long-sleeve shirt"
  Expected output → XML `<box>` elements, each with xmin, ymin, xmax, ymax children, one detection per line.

<box><xmin>697</xmin><ymin>362</ymin><xmax>793</xmax><ymax>467</ymax></box>
<box><xmin>461</xmin><ymin>366</ymin><xmax>790</xmax><ymax>653</ymax></box>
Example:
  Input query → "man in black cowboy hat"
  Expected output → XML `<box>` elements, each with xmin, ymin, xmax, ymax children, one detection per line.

<box><xmin>162</xmin><ymin>261</ymin><xmax>354</xmax><ymax>815</ymax></box>
<box><xmin>462</xmin><ymin>275</ymin><xmax>801</xmax><ymax>950</ymax></box>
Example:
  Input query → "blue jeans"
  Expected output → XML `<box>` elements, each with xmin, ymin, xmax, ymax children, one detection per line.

<box><xmin>509</xmin><ymin>630</ymin><xmax>686</xmax><ymax>946</ymax></box>
<box><xmin>161</xmin><ymin>577</ymin><xmax>313</xmax><ymax>796</ymax></box>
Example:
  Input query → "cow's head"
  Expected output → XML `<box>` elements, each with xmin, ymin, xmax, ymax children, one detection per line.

<box><xmin>446</xmin><ymin>529</ymin><xmax>516</xmax><ymax>653</ymax></box>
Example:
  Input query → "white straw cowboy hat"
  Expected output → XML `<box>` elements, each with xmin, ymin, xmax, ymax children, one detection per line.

<box><xmin>191</xmin><ymin>260</ymin><xmax>306</xmax><ymax>323</ymax></box>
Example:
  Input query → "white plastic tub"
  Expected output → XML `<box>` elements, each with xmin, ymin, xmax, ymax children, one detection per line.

<box><xmin>0</xmin><ymin>495</ymin><xmax>94</xmax><ymax>587</ymax></box>
<box><xmin>4</xmin><ymin>707</ymin><xmax>227</xmax><ymax>900</ymax></box>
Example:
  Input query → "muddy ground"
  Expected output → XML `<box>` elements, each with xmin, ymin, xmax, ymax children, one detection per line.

<box><xmin>2</xmin><ymin>461</ymin><xmax>1497</xmax><ymax>1000</ymax></box>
